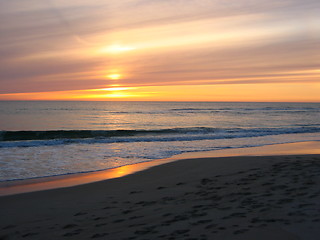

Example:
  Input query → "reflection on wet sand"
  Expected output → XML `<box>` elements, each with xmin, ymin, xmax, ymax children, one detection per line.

<box><xmin>1</xmin><ymin>141</ymin><xmax>320</xmax><ymax>196</ymax></box>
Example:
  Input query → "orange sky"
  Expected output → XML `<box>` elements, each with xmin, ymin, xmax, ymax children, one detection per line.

<box><xmin>0</xmin><ymin>0</ymin><xmax>319</xmax><ymax>101</ymax></box>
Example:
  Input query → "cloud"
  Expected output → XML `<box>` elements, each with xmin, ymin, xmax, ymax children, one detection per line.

<box><xmin>0</xmin><ymin>0</ymin><xmax>319</xmax><ymax>96</ymax></box>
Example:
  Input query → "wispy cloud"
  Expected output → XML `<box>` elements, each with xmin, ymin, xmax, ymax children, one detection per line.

<box><xmin>0</xmin><ymin>0</ymin><xmax>319</xmax><ymax>101</ymax></box>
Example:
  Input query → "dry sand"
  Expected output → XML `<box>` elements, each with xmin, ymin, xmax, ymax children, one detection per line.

<box><xmin>1</xmin><ymin>142</ymin><xmax>320</xmax><ymax>240</ymax></box>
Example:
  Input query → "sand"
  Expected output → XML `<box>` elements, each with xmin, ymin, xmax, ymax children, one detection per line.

<box><xmin>1</xmin><ymin>142</ymin><xmax>320</xmax><ymax>240</ymax></box>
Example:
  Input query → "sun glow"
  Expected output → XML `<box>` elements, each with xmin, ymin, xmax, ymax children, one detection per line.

<box><xmin>99</xmin><ymin>44</ymin><xmax>136</xmax><ymax>54</ymax></box>
<box><xmin>107</xmin><ymin>74</ymin><xmax>121</xmax><ymax>80</ymax></box>
<box><xmin>100</xmin><ymin>87</ymin><xmax>135</xmax><ymax>91</ymax></box>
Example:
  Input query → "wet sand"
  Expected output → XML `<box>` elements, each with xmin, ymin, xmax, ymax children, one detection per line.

<box><xmin>1</xmin><ymin>142</ymin><xmax>320</xmax><ymax>239</ymax></box>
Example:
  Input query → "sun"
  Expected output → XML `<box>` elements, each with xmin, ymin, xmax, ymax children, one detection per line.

<box><xmin>107</xmin><ymin>74</ymin><xmax>121</xmax><ymax>80</ymax></box>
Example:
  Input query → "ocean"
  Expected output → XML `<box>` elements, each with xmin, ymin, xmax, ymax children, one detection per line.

<box><xmin>0</xmin><ymin>101</ymin><xmax>319</xmax><ymax>181</ymax></box>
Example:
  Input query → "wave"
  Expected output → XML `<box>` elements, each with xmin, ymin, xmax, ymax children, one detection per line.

<box><xmin>1</xmin><ymin>126</ymin><xmax>320</xmax><ymax>148</ymax></box>
<box><xmin>0</xmin><ymin>129</ymin><xmax>182</xmax><ymax>141</ymax></box>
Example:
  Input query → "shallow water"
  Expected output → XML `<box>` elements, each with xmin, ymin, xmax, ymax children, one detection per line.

<box><xmin>0</xmin><ymin>101</ymin><xmax>319</xmax><ymax>181</ymax></box>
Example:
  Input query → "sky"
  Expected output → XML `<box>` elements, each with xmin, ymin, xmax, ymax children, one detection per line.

<box><xmin>0</xmin><ymin>0</ymin><xmax>319</xmax><ymax>101</ymax></box>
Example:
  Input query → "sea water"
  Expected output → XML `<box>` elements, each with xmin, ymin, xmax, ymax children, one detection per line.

<box><xmin>0</xmin><ymin>101</ymin><xmax>319</xmax><ymax>181</ymax></box>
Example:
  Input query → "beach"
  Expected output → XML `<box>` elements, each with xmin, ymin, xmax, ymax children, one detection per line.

<box><xmin>1</xmin><ymin>142</ymin><xmax>320</xmax><ymax>240</ymax></box>
<box><xmin>1</xmin><ymin>0</ymin><xmax>320</xmax><ymax>238</ymax></box>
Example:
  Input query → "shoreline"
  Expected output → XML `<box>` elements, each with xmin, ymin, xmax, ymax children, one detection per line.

<box><xmin>1</xmin><ymin>141</ymin><xmax>320</xmax><ymax>196</ymax></box>
<box><xmin>1</xmin><ymin>141</ymin><xmax>320</xmax><ymax>239</ymax></box>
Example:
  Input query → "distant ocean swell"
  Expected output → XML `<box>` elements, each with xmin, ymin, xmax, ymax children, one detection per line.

<box><xmin>170</xmin><ymin>107</ymin><xmax>318</xmax><ymax>112</ymax></box>
<box><xmin>1</xmin><ymin>126</ymin><xmax>320</xmax><ymax>148</ymax></box>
